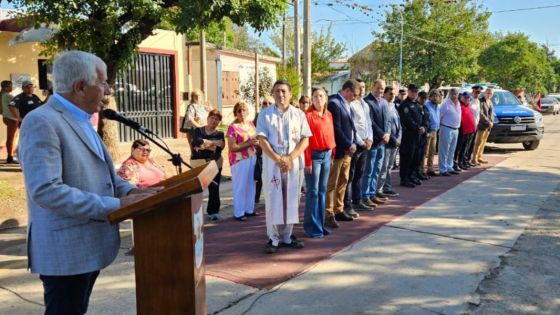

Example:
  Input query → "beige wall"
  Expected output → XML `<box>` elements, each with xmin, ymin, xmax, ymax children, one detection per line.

<box><xmin>0</xmin><ymin>32</ymin><xmax>45</xmax><ymax>146</ymax></box>
<box><xmin>0</xmin><ymin>32</ymin><xmax>45</xmax><ymax>93</ymax></box>
<box><xmin>188</xmin><ymin>46</ymin><xmax>278</xmax><ymax>124</ymax></box>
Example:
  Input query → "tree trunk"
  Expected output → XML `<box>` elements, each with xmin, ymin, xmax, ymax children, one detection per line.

<box><xmin>97</xmin><ymin>94</ymin><xmax>122</xmax><ymax>163</ymax></box>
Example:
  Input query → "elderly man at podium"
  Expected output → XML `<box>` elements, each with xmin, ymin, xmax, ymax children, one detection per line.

<box><xmin>18</xmin><ymin>50</ymin><xmax>156</xmax><ymax>315</ymax></box>
<box><xmin>256</xmin><ymin>80</ymin><xmax>311</xmax><ymax>254</ymax></box>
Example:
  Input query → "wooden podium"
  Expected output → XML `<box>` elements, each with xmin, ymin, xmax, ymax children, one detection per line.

<box><xmin>108</xmin><ymin>161</ymin><xmax>218</xmax><ymax>315</ymax></box>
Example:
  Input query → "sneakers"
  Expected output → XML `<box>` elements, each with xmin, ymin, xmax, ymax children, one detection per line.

<box><xmin>344</xmin><ymin>208</ymin><xmax>360</xmax><ymax>218</ymax></box>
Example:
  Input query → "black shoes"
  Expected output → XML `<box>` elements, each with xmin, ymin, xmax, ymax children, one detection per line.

<box><xmin>440</xmin><ymin>172</ymin><xmax>451</xmax><ymax>176</ymax></box>
<box><xmin>265</xmin><ymin>240</ymin><xmax>278</xmax><ymax>254</ymax></box>
<box><xmin>410</xmin><ymin>178</ymin><xmax>422</xmax><ymax>185</ymax></box>
<box><xmin>383</xmin><ymin>190</ymin><xmax>400</xmax><ymax>197</ymax></box>
<box><xmin>453</xmin><ymin>165</ymin><xmax>463</xmax><ymax>172</ymax></box>
<box><xmin>449</xmin><ymin>170</ymin><xmax>460</xmax><ymax>175</ymax></box>
<box><xmin>325</xmin><ymin>215</ymin><xmax>339</xmax><ymax>228</ymax></box>
<box><xmin>281</xmin><ymin>235</ymin><xmax>304</xmax><ymax>249</ymax></box>
<box><xmin>335</xmin><ymin>212</ymin><xmax>353</xmax><ymax>222</ymax></box>
<box><xmin>401</xmin><ymin>181</ymin><xmax>415</xmax><ymax>188</ymax></box>
<box><xmin>353</xmin><ymin>201</ymin><xmax>375</xmax><ymax>211</ymax></box>
<box><xmin>427</xmin><ymin>171</ymin><xmax>440</xmax><ymax>177</ymax></box>
<box><xmin>234</xmin><ymin>215</ymin><xmax>247</xmax><ymax>221</ymax></box>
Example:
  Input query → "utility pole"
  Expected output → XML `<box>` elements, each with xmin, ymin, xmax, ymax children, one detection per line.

<box><xmin>255</xmin><ymin>51</ymin><xmax>260</xmax><ymax>113</ymax></box>
<box><xmin>294</xmin><ymin>0</ymin><xmax>301</xmax><ymax>81</ymax></box>
<box><xmin>282</xmin><ymin>12</ymin><xmax>287</xmax><ymax>66</ymax></box>
<box><xmin>200</xmin><ymin>29</ymin><xmax>208</xmax><ymax>102</ymax></box>
<box><xmin>303</xmin><ymin>0</ymin><xmax>311</xmax><ymax>97</ymax></box>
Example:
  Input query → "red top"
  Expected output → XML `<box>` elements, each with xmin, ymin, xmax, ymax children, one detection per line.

<box><xmin>460</xmin><ymin>101</ymin><xmax>477</xmax><ymax>135</ymax></box>
<box><xmin>304</xmin><ymin>108</ymin><xmax>336</xmax><ymax>167</ymax></box>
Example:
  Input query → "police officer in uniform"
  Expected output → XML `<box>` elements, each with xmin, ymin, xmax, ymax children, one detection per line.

<box><xmin>398</xmin><ymin>84</ymin><xmax>425</xmax><ymax>187</ymax></box>
<box><xmin>9</xmin><ymin>80</ymin><xmax>44</xmax><ymax>121</ymax></box>
<box><xmin>414</xmin><ymin>91</ymin><xmax>432</xmax><ymax>180</ymax></box>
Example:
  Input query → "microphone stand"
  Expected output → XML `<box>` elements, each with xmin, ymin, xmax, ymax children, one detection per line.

<box><xmin>133</xmin><ymin>128</ymin><xmax>191</xmax><ymax>174</ymax></box>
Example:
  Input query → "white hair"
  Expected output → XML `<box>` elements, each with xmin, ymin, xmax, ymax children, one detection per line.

<box><xmin>52</xmin><ymin>50</ymin><xmax>106</xmax><ymax>94</ymax></box>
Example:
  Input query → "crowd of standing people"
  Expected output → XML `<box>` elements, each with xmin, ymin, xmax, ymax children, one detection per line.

<box><xmin>180</xmin><ymin>78</ymin><xmax>495</xmax><ymax>255</ymax></box>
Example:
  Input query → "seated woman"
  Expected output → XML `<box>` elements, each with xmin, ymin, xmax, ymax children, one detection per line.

<box><xmin>118</xmin><ymin>139</ymin><xmax>166</xmax><ymax>188</ymax></box>
<box><xmin>117</xmin><ymin>139</ymin><xmax>166</xmax><ymax>256</ymax></box>
<box><xmin>191</xmin><ymin>109</ymin><xmax>225</xmax><ymax>221</ymax></box>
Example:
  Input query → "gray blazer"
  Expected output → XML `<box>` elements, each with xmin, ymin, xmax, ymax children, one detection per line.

<box><xmin>19</xmin><ymin>97</ymin><xmax>134</xmax><ymax>276</ymax></box>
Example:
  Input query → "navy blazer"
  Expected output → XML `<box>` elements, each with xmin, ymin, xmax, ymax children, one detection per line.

<box><xmin>328</xmin><ymin>93</ymin><xmax>356</xmax><ymax>159</ymax></box>
<box><xmin>363</xmin><ymin>92</ymin><xmax>391</xmax><ymax>145</ymax></box>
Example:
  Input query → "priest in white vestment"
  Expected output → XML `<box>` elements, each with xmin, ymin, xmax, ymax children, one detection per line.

<box><xmin>256</xmin><ymin>80</ymin><xmax>312</xmax><ymax>254</ymax></box>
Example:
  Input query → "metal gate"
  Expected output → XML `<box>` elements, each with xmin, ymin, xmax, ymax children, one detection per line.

<box><xmin>114</xmin><ymin>53</ymin><xmax>175</xmax><ymax>142</ymax></box>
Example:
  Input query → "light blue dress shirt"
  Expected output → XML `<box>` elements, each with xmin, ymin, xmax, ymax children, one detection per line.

<box><xmin>53</xmin><ymin>93</ymin><xmax>105</xmax><ymax>160</ymax></box>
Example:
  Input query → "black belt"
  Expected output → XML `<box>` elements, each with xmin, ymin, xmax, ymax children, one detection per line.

<box><xmin>441</xmin><ymin>124</ymin><xmax>458</xmax><ymax>130</ymax></box>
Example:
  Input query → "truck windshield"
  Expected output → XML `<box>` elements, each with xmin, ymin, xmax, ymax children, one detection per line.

<box><xmin>491</xmin><ymin>91</ymin><xmax>522</xmax><ymax>106</ymax></box>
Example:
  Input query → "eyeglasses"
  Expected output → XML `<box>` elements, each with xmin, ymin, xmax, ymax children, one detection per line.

<box><xmin>135</xmin><ymin>148</ymin><xmax>152</xmax><ymax>153</ymax></box>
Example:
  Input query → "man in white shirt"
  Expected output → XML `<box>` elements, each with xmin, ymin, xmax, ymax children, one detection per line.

<box><xmin>438</xmin><ymin>88</ymin><xmax>462</xmax><ymax>175</ymax></box>
<box><xmin>344</xmin><ymin>79</ymin><xmax>374</xmax><ymax>215</ymax></box>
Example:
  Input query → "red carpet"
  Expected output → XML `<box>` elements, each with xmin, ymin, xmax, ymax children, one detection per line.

<box><xmin>204</xmin><ymin>156</ymin><xmax>505</xmax><ymax>289</ymax></box>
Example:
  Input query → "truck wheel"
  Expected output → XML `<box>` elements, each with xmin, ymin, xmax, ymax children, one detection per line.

<box><xmin>522</xmin><ymin>140</ymin><xmax>539</xmax><ymax>150</ymax></box>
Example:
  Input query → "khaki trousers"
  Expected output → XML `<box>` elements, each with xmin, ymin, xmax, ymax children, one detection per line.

<box><xmin>325</xmin><ymin>155</ymin><xmax>352</xmax><ymax>216</ymax></box>
<box><xmin>471</xmin><ymin>129</ymin><xmax>490</xmax><ymax>163</ymax></box>
<box><xmin>422</xmin><ymin>131</ymin><xmax>438</xmax><ymax>172</ymax></box>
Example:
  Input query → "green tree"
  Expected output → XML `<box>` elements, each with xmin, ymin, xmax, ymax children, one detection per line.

<box><xmin>276</xmin><ymin>65</ymin><xmax>301</xmax><ymax>100</ymax></box>
<box><xmin>479</xmin><ymin>33</ymin><xmax>557</xmax><ymax>93</ymax></box>
<box><xmin>239</xmin><ymin>67</ymin><xmax>274</xmax><ymax>106</ymax></box>
<box><xmin>8</xmin><ymin>0</ymin><xmax>287</xmax><ymax>156</ymax></box>
<box><xmin>373</xmin><ymin>0</ymin><xmax>491</xmax><ymax>88</ymax></box>
<box><xmin>269</xmin><ymin>21</ymin><xmax>346</xmax><ymax>81</ymax></box>
<box><xmin>311</xmin><ymin>25</ymin><xmax>346</xmax><ymax>81</ymax></box>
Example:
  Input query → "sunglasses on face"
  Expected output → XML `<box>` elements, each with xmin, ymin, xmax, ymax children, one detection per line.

<box><xmin>136</xmin><ymin>148</ymin><xmax>152</xmax><ymax>153</ymax></box>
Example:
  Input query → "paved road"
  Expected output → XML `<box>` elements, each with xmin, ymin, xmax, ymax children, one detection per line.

<box><xmin>1</xmin><ymin>115</ymin><xmax>559</xmax><ymax>314</ymax></box>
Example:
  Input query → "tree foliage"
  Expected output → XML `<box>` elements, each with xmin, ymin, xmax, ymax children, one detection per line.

<box><xmin>479</xmin><ymin>33</ymin><xmax>558</xmax><ymax>93</ymax></box>
<box><xmin>239</xmin><ymin>67</ymin><xmax>274</xmax><ymax>106</ymax></box>
<box><xmin>276</xmin><ymin>64</ymin><xmax>301</xmax><ymax>100</ymax></box>
<box><xmin>373</xmin><ymin>0</ymin><xmax>491</xmax><ymax>88</ymax></box>
<box><xmin>8</xmin><ymin>0</ymin><xmax>288</xmax><ymax>83</ymax></box>
<box><xmin>7</xmin><ymin>0</ymin><xmax>287</xmax><ymax>157</ymax></box>
<box><xmin>269</xmin><ymin>21</ymin><xmax>346</xmax><ymax>81</ymax></box>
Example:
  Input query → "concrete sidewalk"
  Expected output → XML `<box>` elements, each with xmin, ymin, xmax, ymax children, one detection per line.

<box><xmin>1</xmin><ymin>115</ymin><xmax>559</xmax><ymax>314</ymax></box>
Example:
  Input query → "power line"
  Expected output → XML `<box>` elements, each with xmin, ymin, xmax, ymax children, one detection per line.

<box><xmin>491</xmin><ymin>4</ymin><xmax>560</xmax><ymax>13</ymax></box>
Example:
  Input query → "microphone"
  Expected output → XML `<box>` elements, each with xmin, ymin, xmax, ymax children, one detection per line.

<box><xmin>102</xmin><ymin>109</ymin><xmax>153</xmax><ymax>134</ymax></box>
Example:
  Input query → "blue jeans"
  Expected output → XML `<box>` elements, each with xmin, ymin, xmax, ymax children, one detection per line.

<box><xmin>438</xmin><ymin>126</ymin><xmax>459</xmax><ymax>173</ymax></box>
<box><xmin>304</xmin><ymin>150</ymin><xmax>332</xmax><ymax>238</ymax></box>
<box><xmin>361</xmin><ymin>144</ymin><xmax>385</xmax><ymax>201</ymax></box>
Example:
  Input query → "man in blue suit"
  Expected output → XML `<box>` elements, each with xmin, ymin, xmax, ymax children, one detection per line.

<box><xmin>324</xmin><ymin>79</ymin><xmax>360</xmax><ymax>228</ymax></box>
<box><xmin>362</xmin><ymin>79</ymin><xmax>391</xmax><ymax>206</ymax></box>
<box><xmin>18</xmin><ymin>50</ymin><xmax>157</xmax><ymax>314</ymax></box>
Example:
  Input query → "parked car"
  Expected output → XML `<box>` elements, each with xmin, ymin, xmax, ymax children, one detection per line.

<box><xmin>542</xmin><ymin>96</ymin><xmax>560</xmax><ymax>115</ymax></box>
<box><xmin>461</xmin><ymin>84</ymin><xmax>544</xmax><ymax>150</ymax></box>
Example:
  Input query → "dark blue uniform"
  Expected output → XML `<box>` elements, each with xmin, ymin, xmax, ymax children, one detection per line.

<box><xmin>397</xmin><ymin>97</ymin><xmax>424</xmax><ymax>186</ymax></box>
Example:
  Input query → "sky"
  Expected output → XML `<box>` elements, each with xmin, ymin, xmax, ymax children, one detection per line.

<box><xmin>2</xmin><ymin>0</ymin><xmax>559</xmax><ymax>57</ymax></box>
<box><xmin>259</xmin><ymin>0</ymin><xmax>560</xmax><ymax>57</ymax></box>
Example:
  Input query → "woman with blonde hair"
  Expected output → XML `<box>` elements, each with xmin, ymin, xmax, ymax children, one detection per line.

<box><xmin>227</xmin><ymin>101</ymin><xmax>259</xmax><ymax>221</ymax></box>
<box><xmin>183</xmin><ymin>89</ymin><xmax>212</xmax><ymax>148</ymax></box>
